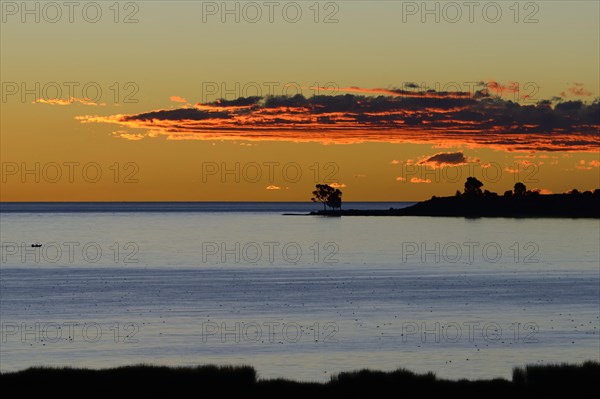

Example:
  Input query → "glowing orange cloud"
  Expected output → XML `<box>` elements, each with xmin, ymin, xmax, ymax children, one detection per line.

<box><xmin>170</xmin><ymin>95</ymin><xmax>188</xmax><ymax>103</ymax></box>
<box><xmin>76</xmin><ymin>88</ymin><xmax>600</xmax><ymax>152</ymax></box>
<box><xmin>486</xmin><ymin>80</ymin><xmax>520</xmax><ymax>95</ymax></box>
<box><xmin>410</xmin><ymin>177</ymin><xmax>432</xmax><ymax>183</ymax></box>
<box><xmin>112</xmin><ymin>131</ymin><xmax>145</xmax><ymax>140</ymax></box>
<box><xmin>34</xmin><ymin>97</ymin><xmax>105</xmax><ymax>106</ymax></box>
<box><xmin>575</xmin><ymin>160</ymin><xmax>600</xmax><ymax>170</ymax></box>
<box><xmin>560</xmin><ymin>83</ymin><xmax>593</xmax><ymax>98</ymax></box>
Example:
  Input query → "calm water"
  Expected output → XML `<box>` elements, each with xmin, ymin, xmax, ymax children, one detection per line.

<box><xmin>1</xmin><ymin>203</ymin><xmax>599</xmax><ymax>381</ymax></box>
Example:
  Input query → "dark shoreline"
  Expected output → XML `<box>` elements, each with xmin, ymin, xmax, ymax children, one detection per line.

<box><xmin>0</xmin><ymin>201</ymin><xmax>415</xmax><ymax>213</ymax></box>
<box><xmin>2</xmin><ymin>362</ymin><xmax>598</xmax><ymax>396</ymax></box>
<box><xmin>308</xmin><ymin>193</ymin><xmax>600</xmax><ymax>218</ymax></box>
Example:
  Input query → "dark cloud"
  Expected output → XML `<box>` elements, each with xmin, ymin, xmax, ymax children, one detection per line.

<box><xmin>420</xmin><ymin>152</ymin><xmax>468</xmax><ymax>166</ymax></box>
<box><xmin>207</xmin><ymin>96</ymin><xmax>262</xmax><ymax>107</ymax></box>
<box><xmin>124</xmin><ymin>108</ymin><xmax>232</xmax><ymax>121</ymax></box>
<box><xmin>77</xmin><ymin>87</ymin><xmax>600</xmax><ymax>151</ymax></box>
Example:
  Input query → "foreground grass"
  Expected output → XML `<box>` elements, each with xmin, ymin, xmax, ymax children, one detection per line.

<box><xmin>2</xmin><ymin>362</ymin><xmax>598</xmax><ymax>397</ymax></box>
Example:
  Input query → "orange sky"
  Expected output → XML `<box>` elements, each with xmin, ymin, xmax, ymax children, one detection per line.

<box><xmin>1</xmin><ymin>1</ymin><xmax>599</xmax><ymax>201</ymax></box>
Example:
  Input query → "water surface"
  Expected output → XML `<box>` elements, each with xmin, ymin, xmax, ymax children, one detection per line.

<box><xmin>1</xmin><ymin>203</ymin><xmax>598</xmax><ymax>381</ymax></box>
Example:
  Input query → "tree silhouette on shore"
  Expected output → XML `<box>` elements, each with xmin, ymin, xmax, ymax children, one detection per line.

<box><xmin>327</xmin><ymin>188</ymin><xmax>342</xmax><ymax>210</ymax></box>
<box><xmin>311</xmin><ymin>184</ymin><xmax>342</xmax><ymax>211</ymax></box>
<box><xmin>456</xmin><ymin>177</ymin><xmax>596</xmax><ymax>198</ymax></box>
<box><xmin>514</xmin><ymin>182</ymin><xmax>527</xmax><ymax>196</ymax></box>
<box><xmin>464</xmin><ymin>177</ymin><xmax>484</xmax><ymax>196</ymax></box>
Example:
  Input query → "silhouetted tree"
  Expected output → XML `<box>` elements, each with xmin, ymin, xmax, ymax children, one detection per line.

<box><xmin>514</xmin><ymin>182</ymin><xmax>527</xmax><ymax>196</ymax></box>
<box><xmin>312</xmin><ymin>184</ymin><xmax>344</xmax><ymax>211</ymax></box>
<box><xmin>326</xmin><ymin>189</ymin><xmax>343</xmax><ymax>210</ymax></box>
<box><xmin>464</xmin><ymin>177</ymin><xmax>483</xmax><ymax>196</ymax></box>
<box><xmin>311</xmin><ymin>184</ymin><xmax>336</xmax><ymax>211</ymax></box>
<box><xmin>594</xmin><ymin>189</ymin><xmax>600</xmax><ymax>196</ymax></box>
<box><xmin>455</xmin><ymin>190</ymin><xmax>461</xmax><ymax>197</ymax></box>
<box><xmin>503</xmin><ymin>190</ymin><xmax>513</xmax><ymax>197</ymax></box>
<box><xmin>569</xmin><ymin>188</ymin><xmax>580</xmax><ymax>195</ymax></box>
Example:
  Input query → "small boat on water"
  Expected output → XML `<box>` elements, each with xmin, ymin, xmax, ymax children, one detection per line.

<box><xmin>31</xmin><ymin>243</ymin><xmax>42</xmax><ymax>248</ymax></box>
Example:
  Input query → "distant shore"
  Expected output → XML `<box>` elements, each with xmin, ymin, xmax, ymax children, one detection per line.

<box><xmin>2</xmin><ymin>362</ymin><xmax>598</xmax><ymax>396</ymax></box>
<box><xmin>308</xmin><ymin>193</ymin><xmax>600</xmax><ymax>218</ymax></box>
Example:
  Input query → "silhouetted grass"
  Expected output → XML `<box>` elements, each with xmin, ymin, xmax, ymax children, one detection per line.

<box><xmin>2</xmin><ymin>362</ymin><xmax>598</xmax><ymax>397</ymax></box>
<box><xmin>1</xmin><ymin>364</ymin><xmax>257</xmax><ymax>395</ymax></box>
<box><xmin>512</xmin><ymin>361</ymin><xmax>599</xmax><ymax>392</ymax></box>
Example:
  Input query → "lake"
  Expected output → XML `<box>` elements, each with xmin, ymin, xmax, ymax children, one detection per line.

<box><xmin>1</xmin><ymin>203</ymin><xmax>598</xmax><ymax>381</ymax></box>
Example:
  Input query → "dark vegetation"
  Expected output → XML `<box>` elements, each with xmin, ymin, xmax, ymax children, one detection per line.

<box><xmin>311</xmin><ymin>179</ymin><xmax>600</xmax><ymax>217</ymax></box>
<box><xmin>1</xmin><ymin>362</ymin><xmax>598</xmax><ymax>397</ymax></box>
<box><xmin>311</xmin><ymin>183</ymin><xmax>343</xmax><ymax>211</ymax></box>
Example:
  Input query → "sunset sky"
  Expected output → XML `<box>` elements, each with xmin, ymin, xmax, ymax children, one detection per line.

<box><xmin>1</xmin><ymin>1</ymin><xmax>598</xmax><ymax>201</ymax></box>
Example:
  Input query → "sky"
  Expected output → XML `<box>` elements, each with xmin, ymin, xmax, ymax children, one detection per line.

<box><xmin>1</xmin><ymin>0</ymin><xmax>599</xmax><ymax>201</ymax></box>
